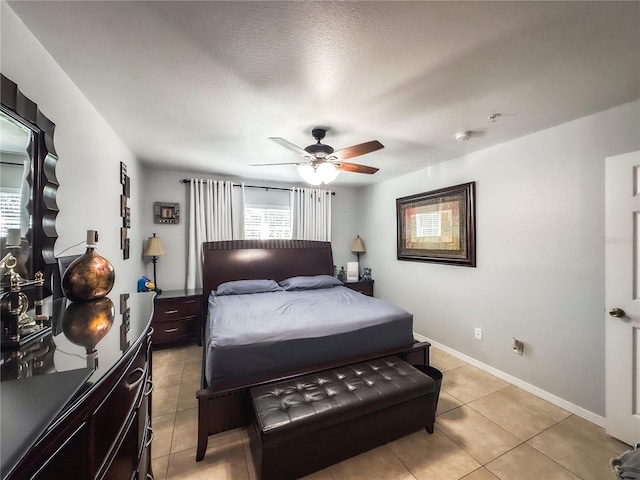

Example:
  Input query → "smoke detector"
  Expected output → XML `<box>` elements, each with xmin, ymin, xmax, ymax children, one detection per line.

<box><xmin>455</xmin><ymin>131</ymin><xmax>472</xmax><ymax>141</ymax></box>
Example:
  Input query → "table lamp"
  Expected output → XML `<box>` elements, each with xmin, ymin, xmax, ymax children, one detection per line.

<box><xmin>143</xmin><ymin>233</ymin><xmax>166</xmax><ymax>294</ymax></box>
<box><xmin>351</xmin><ymin>235</ymin><xmax>365</xmax><ymax>262</ymax></box>
<box><xmin>350</xmin><ymin>235</ymin><xmax>366</xmax><ymax>281</ymax></box>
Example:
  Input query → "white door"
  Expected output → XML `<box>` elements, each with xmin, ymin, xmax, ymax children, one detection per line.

<box><xmin>605</xmin><ymin>150</ymin><xmax>640</xmax><ymax>445</ymax></box>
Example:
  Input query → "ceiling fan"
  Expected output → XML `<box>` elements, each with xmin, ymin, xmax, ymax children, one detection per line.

<box><xmin>252</xmin><ymin>128</ymin><xmax>383</xmax><ymax>185</ymax></box>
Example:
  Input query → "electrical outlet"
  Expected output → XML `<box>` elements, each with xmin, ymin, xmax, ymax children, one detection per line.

<box><xmin>512</xmin><ymin>338</ymin><xmax>524</xmax><ymax>355</ymax></box>
<box><xmin>474</xmin><ymin>328</ymin><xmax>483</xmax><ymax>340</ymax></box>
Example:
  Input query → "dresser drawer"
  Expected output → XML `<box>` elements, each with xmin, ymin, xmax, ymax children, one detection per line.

<box><xmin>154</xmin><ymin>298</ymin><xmax>199</xmax><ymax>321</ymax></box>
<box><xmin>93</xmin><ymin>338</ymin><xmax>148</xmax><ymax>475</ymax></box>
<box><xmin>153</xmin><ymin>317</ymin><xmax>197</xmax><ymax>344</ymax></box>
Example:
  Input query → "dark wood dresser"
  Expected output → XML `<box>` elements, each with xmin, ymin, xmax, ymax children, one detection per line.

<box><xmin>0</xmin><ymin>291</ymin><xmax>154</xmax><ymax>480</ymax></box>
<box><xmin>152</xmin><ymin>289</ymin><xmax>202</xmax><ymax>346</ymax></box>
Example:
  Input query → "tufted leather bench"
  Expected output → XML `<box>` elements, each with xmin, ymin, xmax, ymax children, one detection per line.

<box><xmin>248</xmin><ymin>356</ymin><xmax>440</xmax><ymax>480</ymax></box>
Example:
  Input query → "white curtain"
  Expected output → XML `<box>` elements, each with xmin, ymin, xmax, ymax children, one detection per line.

<box><xmin>290</xmin><ymin>187</ymin><xmax>332</xmax><ymax>241</ymax></box>
<box><xmin>186</xmin><ymin>179</ymin><xmax>244</xmax><ymax>289</ymax></box>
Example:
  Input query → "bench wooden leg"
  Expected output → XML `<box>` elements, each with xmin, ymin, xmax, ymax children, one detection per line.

<box><xmin>426</xmin><ymin>424</ymin><xmax>434</xmax><ymax>434</ymax></box>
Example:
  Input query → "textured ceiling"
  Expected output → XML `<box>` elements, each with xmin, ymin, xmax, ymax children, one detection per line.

<box><xmin>7</xmin><ymin>1</ymin><xmax>640</xmax><ymax>186</ymax></box>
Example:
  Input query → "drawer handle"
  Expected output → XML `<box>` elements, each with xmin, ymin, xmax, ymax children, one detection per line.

<box><xmin>184</xmin><ymin>300</ymin><xmax>196</xmax><ymax>304</ymax></box>
<box><xmin>126</xmin><ymin>367</ymin><xmax>146</xmax><ymax>391</ymax></box>
<box><xmin>164</xmin><ymin>309</ymin><xmax>179</xmax><ymax>314</ymax></box>
<box><xmin>144</xmin><ymin>377</ymin><xmax>154</xmax><ymax>397</ymax></box>
<box><xmin>164</xmin><ymin>328</ymin><xmax>179</xmax><ymax>333</ymax></box>
<box><xmin>145</xmin><ymin>426</ymin><xmax>154</xmax><ymax>448</ymax></box>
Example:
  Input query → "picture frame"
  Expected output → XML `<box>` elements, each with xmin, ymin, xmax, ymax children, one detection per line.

<box><xmin>154</xmin><ymin>201</ymin><xmax>180</xmax><ymax>224</ymax></box>
<box><xmin>124</xmin><ymin>175</ymin><xmax>131</xmax><ymax>198</ymax></box>
<box><xmin>120</xmin><ymin>194</ymin><xmax>127</xmax><ymax>217</ymax></box>
<box><xmin>121</xmin><ymin>227</ymin><xmax>128</xmax><ymax>249</ymax></box>
<box><xmin>396</xmin><ymin>182</ymin><xmax>476</xmax><ymax>267</ymax></box>
<box><xmin>120</xmin><ymin>162</ymin><xmax>127</xmax><ymax>185</ymax></box>
<box><xmin>119</xmin><ymin>293</ymin><xmax>130</xmax><ymax>314</ymax></box>
<box><xmin>123</xmin><ymin>237</ymin><xmax>130</xmax><ymax>260</ymax></box>
<box><xmin>346</xmin><ymin>262</ymin><xmax>359</xmax><ymax>282</ymax></box>
<box><xmin>124</xmin><ymin>207</ymin><xmax>131</xmax><ymax>228</ymax></box>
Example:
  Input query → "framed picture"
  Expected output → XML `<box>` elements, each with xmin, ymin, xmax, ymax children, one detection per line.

<box><xmin>124</xmin><ymin>175</ymin><xmax>131</xmax><ymax>198</ymax></box>
<box><xmin>123</xmin><ymin>237</ymin><xmax>130</xmax><ymax>260</ymax></box>
<box><xmin>119</xmin><ymin>293</ymin><xmax>130</xmax><ymax>314</ymax></box>
<box><xmin>346</xmin><ymin>262</ymin><xmax>359</xmax><ymax>282</ymax></box>
<box><xmin>154</xmin><ymin>202</ymin><xmax>180</xmax><ymax>224</ymax></box>
<box><xmin>124</xmin><ymin>207</ymin><xmax>131</xmax><ymax>228</ymax></box>
<box><xmin>119</xmin><ymin>314</ymin><xmax>130</xmax><ymax>352</ymax></box>
<box><xmin>121</xmin><ymin>227</ymin><xmax>128</xmax><ymax>249</ymax></box>
<box><xmin>396</xmin><ymin>182</ymin><xmax>476</xmax><ymax>267</ymax></box>
<box><xmin>120</xmin><ymin>162</ymin><xmax>127</xmax><ymax>185</ymax></box>
<box><xmin>120</xmin><ymin>194</ymin><xmax>127</xmax><ymax>217</ymax></box>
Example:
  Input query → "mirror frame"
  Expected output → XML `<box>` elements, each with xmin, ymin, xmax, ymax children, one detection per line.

<box><xmin>1</xmin><ymin>74</ymin><xmax>59</xmax><ymax>296</ymax></box>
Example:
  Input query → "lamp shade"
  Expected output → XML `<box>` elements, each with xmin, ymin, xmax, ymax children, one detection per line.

<box><xmin>351</xmin><ymin>235</ymin><xmax>365</xmax><ymax>253</ymax></box>
<box><xmin>143</xmin><ymin>234</ymin><xmax>166</xmax><ymax>257</ymax></box>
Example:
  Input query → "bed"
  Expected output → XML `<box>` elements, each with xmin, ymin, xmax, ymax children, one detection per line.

<box><xmin>196</xmin><ymin>240</ymin><xmax>430</xmax><ymax>461</ymax></box>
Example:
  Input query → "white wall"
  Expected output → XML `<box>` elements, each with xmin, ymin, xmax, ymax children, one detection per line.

<box><xmin>140</xmin><ymin>167</ymin><xmax>363</xmax><ymax>291</ymax></box>
<box><xmin>360</xmin><ymin>100</ymin><xmax>640</xmax><ymax>416</ymax></box>
<box><xmin>8</xmin><ymin>0</ymin><xmax>635</xmax><ymax>418</ymax></box>
<box><xmin>1</xmin><ymin>2</ymin><xmax>144</xmax><ymax>294</ymax></box>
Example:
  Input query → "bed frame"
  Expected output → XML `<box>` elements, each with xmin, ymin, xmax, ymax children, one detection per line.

<box><xmin>195</xmin><ymin>239</ymin><xmax>430</xmax><ymax>461</ymax></box>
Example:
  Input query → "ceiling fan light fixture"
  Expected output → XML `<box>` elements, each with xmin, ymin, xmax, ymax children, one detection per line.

<box><xmin>297</xmin><ymin>164</ymin><xmax>322</xmax><ymax>185</ymax></box>
<box><xmin>297</xmin><ymin>162</ymin><xmax>339</xmax><ymax>185</ymax></box>
<box><xmin>264</xmin><ymin>129</ymin><xmax>382</xmax><ymax>182</ymax></box>
<box><xmin>316</xmin><ymin>162</ymin><xmax>340</xmax><ymax>183</ymax></box>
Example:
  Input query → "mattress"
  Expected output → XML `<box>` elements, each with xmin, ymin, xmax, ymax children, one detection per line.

<box><xmin>204</xmin><ymin>286</ymin><xmax>414</xmax><ymax>388</ymax></box>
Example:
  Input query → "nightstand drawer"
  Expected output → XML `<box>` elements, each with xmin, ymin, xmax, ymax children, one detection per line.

<box><xmin>153</xmin><ymin>317</ymin><xmax>197</xmax><ymax>344</ymax></box>
<box><xmin>152</xmin><ymin>290</ymin><xmax>202</xmax><ymax>346</ymax></box>
<box><xmin>154</xmin><ymin>298</ymin><xmax>199</xmax><ymax>321</ymax></box>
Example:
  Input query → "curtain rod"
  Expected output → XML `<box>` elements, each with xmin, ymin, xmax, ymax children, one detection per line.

<box><xmin>180</xmin><ymin>179</ymin><xmax>335</xmax><ymax>195</ymax></box>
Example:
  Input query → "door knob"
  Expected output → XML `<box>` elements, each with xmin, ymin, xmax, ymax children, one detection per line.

<box><xmin>609</xmin><ymin>308</ymin><xmax>626</xmax><ymax>318</ymax></box>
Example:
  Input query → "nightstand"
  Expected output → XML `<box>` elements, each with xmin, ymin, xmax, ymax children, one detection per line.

<box><xmin>152</xmin><ymin>288</ymin><xmax>202</xmax><ymax>346</ymax></box>
<box><xmin>343</xmin><ymin>279</ymin><xmax>374</xmax><ymax>297</ymax></box>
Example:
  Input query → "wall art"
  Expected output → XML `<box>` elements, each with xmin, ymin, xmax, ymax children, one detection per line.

<box><xmin>396</xmin><ymin>182</ymin><xmax>476</xmax><ymax>266</ymax></box>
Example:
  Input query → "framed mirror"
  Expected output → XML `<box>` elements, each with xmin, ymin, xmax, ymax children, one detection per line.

<box><xmin>0</xmin><ymin>74</ymin><xmax>59</xmax><ymax>297</ymax></box>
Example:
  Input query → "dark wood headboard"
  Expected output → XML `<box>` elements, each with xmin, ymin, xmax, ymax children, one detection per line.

<box><xmin>202</xmin><ymin>240</ymin><xmax>334</xmax><ymax>296</ymax></box>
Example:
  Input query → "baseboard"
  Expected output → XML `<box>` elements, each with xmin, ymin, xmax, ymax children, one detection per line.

<box><xmin>414</xmin><ymin>332</ymin><xmax>606</xmax><ymax>428</ymax></box>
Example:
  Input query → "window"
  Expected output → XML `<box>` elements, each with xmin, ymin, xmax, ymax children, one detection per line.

<box><xmin>244</xmin><ymin>206</ymin><xmax>291</xmax><ymax>239</ymax></box>
<box><xmin>0</xmin><ymin>190</ymin><xmax>22</xmax><ymax>237</ymax></box>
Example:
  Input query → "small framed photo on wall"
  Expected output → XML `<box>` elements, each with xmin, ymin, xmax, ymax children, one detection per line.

<box><xmin>123</xmin><ymin>237</ymin><xmax>130</xmax><ymax>260</ymax></box>
<box><xmin>120</xmin><ymin>162</ymin><xmax>127</xmax><ymax>185</ymax></box>
<box><xmin>124</xmin><ymin>176</ymin><xmax>131</xmax><ymax>198</ymax></box>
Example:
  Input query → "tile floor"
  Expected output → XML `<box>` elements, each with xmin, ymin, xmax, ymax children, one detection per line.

<box><xmin>150</xmin><ymin>343</ymin><xmax>630</xmax><ymax>480</ymax></box>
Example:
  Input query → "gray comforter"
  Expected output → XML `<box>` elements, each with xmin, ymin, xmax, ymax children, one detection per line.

<box><xmin>204</xmin><ymin>286</ymin><xmax>414</xmax><ymax>387</ymax></box>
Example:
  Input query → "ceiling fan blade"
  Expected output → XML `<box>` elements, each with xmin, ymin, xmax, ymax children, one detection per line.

<box><xmin>332</xmin><ymin>140</ymin><xmax>384</xmax><ymax>161</ymax></box>
<box><xmin>250</xmin><ymin>162</ymin><xmax>303</xmax><ymax>166</ymax></box>
<box><xmin>269</xmin><ymin>137</ymin><xmax>310</xmax><ymax>157</ymax></box>
<box><xmin>337</xmin><ymin>162</ymin><xmax>379</xmax><ymax>174</ymax></box>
